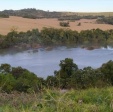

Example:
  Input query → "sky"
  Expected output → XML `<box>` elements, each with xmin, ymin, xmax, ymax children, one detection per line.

<box><xmin>0</xmin><ymin>0</ymin><xmax>113</xmax><ymax>12</ymax></box>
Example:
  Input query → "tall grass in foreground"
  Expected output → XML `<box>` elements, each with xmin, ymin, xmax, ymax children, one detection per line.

<box><xmin>1</xmin><ymin>87</ymin><xmax>113</xmax><ymax>112</ymax></box>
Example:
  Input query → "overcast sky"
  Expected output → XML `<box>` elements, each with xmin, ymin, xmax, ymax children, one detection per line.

<box><xmin>0</xmin><ymin>0</ymin><xmax>113</xmax><ymax>12</ymax></box>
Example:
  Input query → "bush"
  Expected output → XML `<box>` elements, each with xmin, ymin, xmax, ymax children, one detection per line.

<box><xmin>59</xmin><ymin>21</ymin><xmax>70</xmax><ymax>27</ymax></box>
<box><xmin>77</xmin><ymin>22</ymin><xmax>81</xmax><ymax>26</ymax></box>
<box><xmin>0</xmin><ymin>74</ymin><xmax>16</xmax><ymax>93</ymax></box>
<box><xmin>0</xmin><ymin>64</ymin><xmax>45</xmax><ymax>93</ymax></box>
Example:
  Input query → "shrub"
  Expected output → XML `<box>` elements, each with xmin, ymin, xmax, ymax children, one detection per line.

<box><xmin>59</xmin><ymin>21</ymin><xmax>70</xmax><ymax>27</ymax></box>
<box><xmin>77</xmin><ymin>22</ymin><xmax>81</xmax><ymax>26</ymax></box>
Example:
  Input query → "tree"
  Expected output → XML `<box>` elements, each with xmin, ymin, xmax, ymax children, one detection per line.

<box><xmin>55</xmin><ymin>58</ymin><xmax>78</xmax><ymax>89</ymax></box>
<box><xmin>46</xmin><ymin>76</ymin><xmax>58</xmax><ymax>88</ymax></box>
<box><xmin>0</xmin><ymin>64</ymin><xmax>11</xmax><ymax>74</ymax></box>
<box><xmin>0</xmin><ymin>73</ymin><xmax>16</xmax><ymax>93</ymax></box>
<box><xmin>59</xmin><ymin>58</ymin><xmax>78</xmax><ymax>76</ymax></box>
<box><xmin>11</xmin><ymin>67</ymin><xmax>27</xmax><ymax>79</ymax></box>
<box><xmin>100</xmin><ymin>60</ymin><xmax>113</xmax><ymax>85</ymax></box>
<box><xmin>15</xmin><ymin>71</ymin><xmax>41</xmax><ymax>92</ymax></box>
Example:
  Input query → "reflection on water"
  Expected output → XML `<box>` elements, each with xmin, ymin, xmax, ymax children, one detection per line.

<box><xmin>0</xmin><ymin>46</ymin><xmax>113</xmax><ymax>78</ymax></box>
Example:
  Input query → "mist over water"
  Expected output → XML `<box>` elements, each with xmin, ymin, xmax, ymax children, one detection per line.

<box><xmin>0</xmin><ymin>47</ymin><xmax>113</xmax><ymax>78</ymax></box>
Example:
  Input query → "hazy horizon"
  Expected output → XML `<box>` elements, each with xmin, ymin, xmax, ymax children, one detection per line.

<box><xmin>0</xmin><ymin>0</ymin><xmax>113</xmax><ymax>12</ymax></box>
<box><xmin>1</xmin><ymin>8</ymin><xmax>113</xmax><ymax>13</ymax></box>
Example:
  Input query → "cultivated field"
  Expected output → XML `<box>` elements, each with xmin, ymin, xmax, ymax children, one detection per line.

<box><xmin>0</xmin><ymin>16</ymin><xmax>113</xmax><ymax>35</ymax></box>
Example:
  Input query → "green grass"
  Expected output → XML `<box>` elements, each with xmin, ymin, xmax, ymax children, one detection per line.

<box><xmin>1</xmin><ymin>87</ymin><xmax>113</xmax><ymax>112</ymax></box>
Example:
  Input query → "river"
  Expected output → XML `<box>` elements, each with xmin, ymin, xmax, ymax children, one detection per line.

<box><xmin>0</xmin><ymin>46</ymin><xmax>113</xmax><ymax>78</ymax></box>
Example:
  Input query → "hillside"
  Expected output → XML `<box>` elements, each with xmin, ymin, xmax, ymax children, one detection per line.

<box><xmin>0</xmin><ymin>8</ymin><xmax>66</xmax><ymax>18</ymax></box>
<box><xmin>1</xmin><ymin>16</ymin><xmax>113</xmax><ymax>35</ymax></box>
<box><xmin>1</xmin><ymin>9</ymin><xmax>113</xmax><ymax>35</ymax></box>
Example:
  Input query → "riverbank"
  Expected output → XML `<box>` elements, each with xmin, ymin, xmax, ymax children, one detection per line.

<box><xmin>1</xmin><ymin>28</ymin><xmax>113</xmax><ymax>51</ymax></box>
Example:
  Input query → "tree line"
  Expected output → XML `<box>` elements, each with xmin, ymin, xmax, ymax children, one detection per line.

<box><xmin>0</xmin><ymin>28</ymin><xmax>113</xmax><ymax>49</ymax></box>
<box><xmin>47</xmin><ymin>58</ymin><xmax>113</xmax><ymax>90</ymax></box>
<box><xmin>0</xmin><ymin>58</ymin><xmax>113</xmax><ymax>93</ymax></box>
<box><xmin>0</xmin><ymin>8</ymin><xmax>107</xmax><ymax>20</ymax></box>
<box><xmin>58</xmin><ymin>15</ymin><xmax>105</xmax><ymax>21</ymax></box>
<box><xmin>96</xmin><ymin>16</ymin><xmax>113</xmax><ymax>25</ymax></box>
<box><xmin>0</xmin><ymin>9</ymin><xmax>98</xmax><ymax>19</ymax></box>
<box><xmin>0</xmin><ymin>8</ymin><xmax>63</xmax><ymax>19</ymax></box>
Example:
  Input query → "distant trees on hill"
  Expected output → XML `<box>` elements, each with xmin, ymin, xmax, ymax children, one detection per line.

<box><xmin>96</xmin><ymin>16</ymin><xmax>113</xmax><ymax>25</ymax></box>
<box><xmin>0</xmin><ymin>8</ymin><xmax>63</xmax><ymax>19</ymax></box>
<box><xmin>0</xmin><ymin>12</ymin><xmax>9</xmax><ymax>18</ymax></box>
<box><xmin>0</xmin><ymin>8</ymin><xmax>106</xmax><ymax>20</ymax></box>
<box><xmin>1</xmin><ymin>8</ymin><xmax>113</xmax><ymax>26</ymax></box>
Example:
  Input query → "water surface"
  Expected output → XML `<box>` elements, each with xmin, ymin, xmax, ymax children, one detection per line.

<box><xmin>0</xmin><ymin>47</ymin><xmax>113</xmax><ymax>78</ymax></box>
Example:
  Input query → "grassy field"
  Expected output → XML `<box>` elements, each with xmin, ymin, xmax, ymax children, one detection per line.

<box><xmin>1</xmin><ymin>87</ymin><xmax>113</xmax><ymax>112</ymax></box>
<box><xmin>1</xmin><ymin>16</ymin><xmax>113</xmax><ymax>35</ymax></box>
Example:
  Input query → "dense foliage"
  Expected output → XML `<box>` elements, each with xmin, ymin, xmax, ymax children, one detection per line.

<box><xmin>46</xmin><ymin>58</ymin><xmax>113</xmax><ymax>89</ymax></box>
<box><xmin>1</xmin><ymin>58</ymin><xmax>113</xmax><ymax>93</ymax></box>
<box><xmin>0</xmin><ymin>28</ymin><xmax>113</xmax><ymax>49</ymax></box>
<box><xmin>0</xmin><ymin>64</ymin><xmax>45</xmax><ymax>93</ymax></box>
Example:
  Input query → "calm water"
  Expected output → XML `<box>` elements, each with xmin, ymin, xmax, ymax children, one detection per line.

<box><xmin>0</xmin><ymin>46</ymin><xmax>113</xmax><ymax>78</ymax></box>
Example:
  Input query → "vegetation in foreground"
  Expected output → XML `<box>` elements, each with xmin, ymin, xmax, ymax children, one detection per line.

<box><xmin>1</xmin><ymin>87</ymin><xmax>113</xmax><ymax>112</ymax></box>
<box><xmin>1</xmin><ymin>58</ymin><xmax>113</xmax><ymax>93</ymax></box>
<box><xmin>0</xmin><ymin>58</ymin><xmax>113</xmax><ymax>111</ymax></box>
